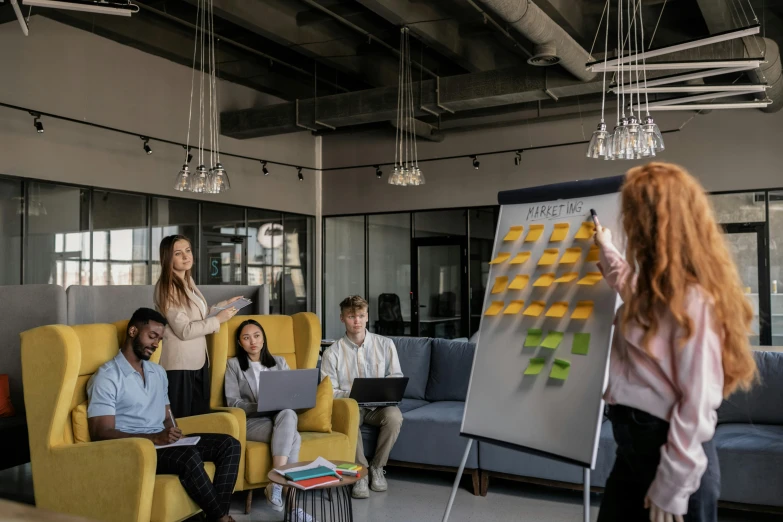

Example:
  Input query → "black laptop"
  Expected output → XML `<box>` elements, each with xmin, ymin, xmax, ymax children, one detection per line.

<box><xmin>349</xmin><ymin>377</ymin><xmax>409</xmax><ymax>407</ymax></box>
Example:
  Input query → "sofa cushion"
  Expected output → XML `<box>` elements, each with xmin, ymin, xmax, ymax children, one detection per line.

<box><xmin>718</xmin><ymin>351</ymin><xmax>783</xmax><ymax>425</ymax></box>
<box><xmin>425</xmin><ymin>339</ymin><xmax>475</xmax><ymax>402</ymax></box>
<box><xmin>151</xmin><ymin>463</ymin><xmax>215</xmax><ymax>522</ymax></box>
<box><xmin>71</xmin><ymin>401</ymin><xmax>90</xmax><ymax>443</ymax></box>
<box><xmin>297</xmin><ymin>377</ymin><xmax>333</xmax><ymax>433</ymax></box>
<box><xmin>388</xmin><ymin>337</ymin><xmax>431</xmax><ymax>400</ymax></box>
<box><xmin>714</xmin><ymin>423</ymin><xmax>783</xmax><ymax>507</ymax></box>
<box><xmin>358</xmin><ymin>399</ymin><xmax>429</xmax><ymax>459</ymax></box>
<box><xmin>399</xmin><ymin>398</ymin><xmax>429</xmax><ymax>414</ymax></box>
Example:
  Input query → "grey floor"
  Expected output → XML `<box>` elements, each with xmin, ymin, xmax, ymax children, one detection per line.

<box><xmin>2</xmin><ymin>464</ymin><xmax>779</xmax><ymax>522</ymax></box>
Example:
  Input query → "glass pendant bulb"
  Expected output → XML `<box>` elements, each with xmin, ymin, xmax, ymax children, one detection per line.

<box><xmin>612</xmin><ymin>119</ymin><xmax>630</xmax><ymax>160</ymax></box>
<box><xmin>388</xmin><ymin>166</ymin><xmax>402</xmax><ymax>186</ymax></box>
<box><xmin>414</xmin><ymin>166</ymin><xmax>425</xmax><ymax>185</ymax></box>
<box><xmin>626</xmin><ymin>116</ymin><xmax>641</xmax><ymax>157</ymax></box>
<box><xmin>586</xmin><ymin>122</ymin><xmax>609</xmax><ymax>159</ymax></box>
<box><xmin>174</xmin><ymin>164</ymin><xmax>192</xmax><ymax>192</ymax></box>
<box><xmin>192</xmin><ymin>165</ymin><xmax>209</xmax><ymax>193</ymax></box>
<box><xmin>604</xmin><ymin>131</ymin><xmax>615</xmax><ymax>160</ymax></box>
<box><xmin>210</xmin><ymin>162</ymin><xmax>230</xmax><ymax>193</ymax></box>
<box><xmin>641</xmin><ymin>116</ymin><xmax>665</xmax><ymax>152</ymax></box>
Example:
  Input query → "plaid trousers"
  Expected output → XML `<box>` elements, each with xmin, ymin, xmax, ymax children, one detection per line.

<box><xmin>156</xmin><ymin>433</ymin><xmax>241</xmax><ymax>520</ymax></box>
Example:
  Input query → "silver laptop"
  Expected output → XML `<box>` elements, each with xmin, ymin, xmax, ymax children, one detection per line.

<box><xmin>256</xmin><ymin>369</ymin><xmax>319</xmax><ymax>413</ymax></box>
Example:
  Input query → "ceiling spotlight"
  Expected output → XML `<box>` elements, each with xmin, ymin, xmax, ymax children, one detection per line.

<box><xmin>297</xmin><ymin>167</ymin><xmax>303</xmax><ymax>181</ymax></box>
<box><xmin>471</xmin><ymin>155</ymin><xmax>480</xmax><ymax>169</ymax></box>
<box><xmin>141</xmin><ymin>136</ymin><xmax>152</xmax><ymax>155</ymax></box>
<box><xmin>30</xmin><ymin>112</ymin><xmax>43</xmax><ymax>133</ymax></box>
<box><xmin>262</xmin><ymin>161</ymin><xmax>270</xmax><ymax>176</ymax></box>
<box><xmin>375</xmin><ymin>165</ymin><xmax>383</xmax><ymax>179</ymax></box>
<box><xmin>514</xmin><ymin>150</ymin><xmax>523</xmax><ymax>166</ymax></box>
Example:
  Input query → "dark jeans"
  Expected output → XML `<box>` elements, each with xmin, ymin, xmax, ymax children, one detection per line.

<box><xmin>156</xmin><ymin>433</ymin><xmax>241</xmax><ymax>520</ymax></box>
<box><xmin>167</xmin><ymin>360</ymin><xmax>211</xmax><ymax>418</ymax></box>
<box><xmin>598</xmin><ymin>405</ymin><xmax>720</xmax><ymax>522</ymax></box>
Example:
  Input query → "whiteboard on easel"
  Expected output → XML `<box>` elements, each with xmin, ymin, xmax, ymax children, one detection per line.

<box><xmin>461</xmin><ymin>176</ymin><xmax>624</xmax><ymax>468</ymax></box>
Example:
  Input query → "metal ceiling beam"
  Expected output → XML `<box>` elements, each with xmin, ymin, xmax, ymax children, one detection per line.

<box><xmin>296</xmin><ymin>3</ymin><xmax>365</xmax><ymax>27</ymax></box>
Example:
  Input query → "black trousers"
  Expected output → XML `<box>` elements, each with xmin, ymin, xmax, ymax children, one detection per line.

<box><xmin>598</xmin><ymin>405</ymin><xmax>720</xmax><ymax>522</ymax></box>
<box><xmin>156</xmin><ymin>433</ymin><xmax>241</xmax><ymax>520</ymax></box>
<box><xmin>167</xmin><ymin>360</ymin><xmax>211</xmax><ymax>418</ymax></box>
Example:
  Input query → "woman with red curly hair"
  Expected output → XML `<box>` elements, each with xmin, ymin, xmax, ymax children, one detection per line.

<box><xmin>595</xmin><ymin>162</ymin><xmax>757</xmax><ymax>522</ymax></box>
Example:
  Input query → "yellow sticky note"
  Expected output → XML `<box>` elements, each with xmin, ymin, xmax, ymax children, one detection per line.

<box><xmin>575</xmin><ymin>221</ymin><xmax>596</xmax><ymax>239</ymax></box>
<box><xmin>485</xmin><ymin>301</ymin><xmax>505</xmax><ymax>316</ymax></box>
<box><xmin>538</xmin><ymin>249</ymin><xmax>559</xmax><ymax>266</ymax></box>
<box><xmin>508</xmin><ymin>275</ymin><xmax>530</xmax><ymax>290</ymax></box>
<box><xmin>586</xmin><ymin>246</ymin><xmax>600</xmax><ymax>262</ymax></box>
<box><xmin>549</xmin><ymin>223</ymin><xmax>570</xmax><ymax>242</ymax></box>
<box><xmin>491</xmin><ymin>276</ymin><xmax>509</xmax><ymax>294</ymax></box>
<box><xmin>577</xmin><ymin>272</ymin><xmax>604</xmax><ymax>286</ymax></box>
<box><xmin>559</xmin><ymin>247</ymin><xmax>582</xmax><ymax>265</ymax></box>
<box><xmin>545</xmin><ymin>302</ymin><xmax>569</xmax><ymax>318</ymax></box>
<box><xmin>510</xmin><ymin>252</ymin><xmax>531</xmax><ymax>265</ymax></box>
<box><xmin>571</xmin><ymin>301</ymin><xmax>594</xmax><ymax>320</ymax></box>
<box><xmin>533</xmin><ymin>273</ymin><xmax>556</xmax><ymax>287</ymax></box>
<box><xmin>504</xmin><ymin>226</ymin><xmax>524</xmax><ymax>242</ymax></box>
<box><xmin>489</xmin><ymin>252</ymin><xmax>511</xmax><ymax>265</ymax></box>
<box><xmin>523</xmin><ymin>301</ymin><xmax>546</xmax><ymax>317</ymax></box>
<box><xmin>503</xmin><ymin>300</ymin><xmax>525</xmax><ymax>315</ymax></box>
<box><xmin>554</xmin><ymin>272</ymin><xmax>578</xmax><ymax>283</ymax></box>
<box><xmin>524</xmin><ymin>224</ymin><xmax>545</xmax><ymax>242</ymax></box>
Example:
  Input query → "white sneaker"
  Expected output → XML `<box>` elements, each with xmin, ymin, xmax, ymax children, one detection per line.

<box><xmin>352</xmin><ymin>477</ymin><xmax>370</xmax><ymax>499</ymax></box>
<box><xmin>289</xmin><ymin>507</ymin><xmax>315</xmax><ymax>522</ymax></box>
<box><xmin>369</xmin><ymin>466</ymin><xmax>387</xmax><ymax>492</ymax></box>
<box><xmin>265</xmin><ymin>483</ymin><xmax>283</xmax><ymax>512</ymax></box>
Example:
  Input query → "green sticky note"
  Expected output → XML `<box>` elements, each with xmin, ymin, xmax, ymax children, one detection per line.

<box><xmin>524</xmin><ymin>357</ymin><xmax>545</xmax><ymax>375</ymax></box>
<box><xmin>549</xmin><ymin>358</ymin><xmax>571</xmax><ymax>380</ymax></box>
<box><xmin>572</xmin><ymin>333</ymin><xmax>591</xmax><ymax>355</ymax></box>
<box><xmin>524</xmin><ymin>328</ymin><xmax>543</xmax><ymax>347</ymax></box>
<box><xmin>540</xmin><ymin>331</ymin><xmax>564</xmax><ymax>349</ymax></box>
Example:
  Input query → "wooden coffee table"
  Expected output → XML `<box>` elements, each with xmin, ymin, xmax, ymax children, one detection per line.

<box><xmin>267</xmin><ymin>460</ymin><xmax>367</xmax><ymax>522</ymax></box>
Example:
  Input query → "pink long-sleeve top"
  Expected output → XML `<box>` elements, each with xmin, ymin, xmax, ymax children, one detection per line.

<box><xmin>599</xmin><ymin>241</ymin><xmax>724</xmax><ymax>516</ymax></box>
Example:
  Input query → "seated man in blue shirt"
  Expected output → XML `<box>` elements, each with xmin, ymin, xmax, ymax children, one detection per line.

<box><xmin>87</xmin><ymin>308</ymin><xmax>241</xmax><ymax>522</ymax></box>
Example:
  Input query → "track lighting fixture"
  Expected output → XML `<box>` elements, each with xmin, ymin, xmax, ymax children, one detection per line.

<box><xmin>297</xmin><ymin>167</ymin><xmax>303</xmax><ymax>181</ymax></box>
<box><xmin>141</xmin><ymin>136</ymin><xmax>152</xmax><ymax>155</ymax></box>
<box><xmin>375</xmin><ymin>166</ymin><xmax>383</xmax><ymax>179</ymax></box>
<box><xmin>30</xmin><ymin>112</ymin><xmax>43</xmax><ymax>133</ymax></box>
<box><xmin>514</xmin><ymin>150</ymin><xmax>523</xmax><ymax>166</ymax></box>
<box><xmin>262</xmin><ymin>161</ymin><xmax>270</xmax><ymax>176</ymax></box>
<box><xmin>471</xmin><ymin>155</ymin><xmax>480</xmax><ymax>170</ymax></box>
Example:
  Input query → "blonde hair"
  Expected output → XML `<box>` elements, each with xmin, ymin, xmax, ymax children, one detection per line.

<box><xmin>340</xmin><ymin>295</ymin><xmax>369</xmax><ymax>315</ymax></box>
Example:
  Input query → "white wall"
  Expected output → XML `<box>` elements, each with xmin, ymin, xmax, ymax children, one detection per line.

<box><xmin>322</xmin><ymin>108</ymin><xmax>783</xmax><ymax>215</ymax></box>
<box><xmin>0</xmin><ymin>17</ymin><xmax>317</xmax><ymax>215</ymax></box>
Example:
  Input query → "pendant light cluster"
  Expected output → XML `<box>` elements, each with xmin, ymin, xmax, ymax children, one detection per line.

<box><xmin>389</xmin><ymin>27</ymin><xmax>425</xmax><ymax>186</ymax></box>
<box><xmin>587</xmin><ymin>0</ymin><xmax>664</xmax><ymax>160</ymax></box>
<box><xmin>175</xmin><ymin>0</ymin><xmax>230</xmax><ymax>193</ymax></box>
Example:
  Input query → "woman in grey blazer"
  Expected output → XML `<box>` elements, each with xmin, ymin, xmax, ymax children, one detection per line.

<box><xmin>225</xmin><ymin>319</ymin><xmax>306</xmax><ymax>516</ymax></box>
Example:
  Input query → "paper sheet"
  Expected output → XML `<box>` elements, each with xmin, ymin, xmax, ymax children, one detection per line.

<box><xmin>533</xmin><ymin>273</ymin><xmax>555</xmax><ymax>287</ymax></box>
<box><xmin>503</xmin><ymin>300</ymin><xmax>525</xmax><ymax>315</ymax></box>
<box><xmin>524</xmin><ymin>357</ymin><xmax>546</xmax><ymax>375</ymax></box>
<box><xmin>524</xmin><ymin>224</ymin><xmax>545</xmax><ymax>242</ymax></box>
<box><xmin>503</xmin><ymin>226</ymin><xmax>524</xmax><ymax>241</ymax></box>
<box><xmin>549</xmin><ymin>223</ymin><xmax>570</xmax><ymax>242</ymax></box>
<box><xmin>207</xmin><ymin>297</ymin><xmax>253</xmax><ymax>319</ymax></box>
<box><xmin>574</xmin><ymin>221</ymin><xmax>596</xmax><ymax>239</ymax></box>
<box><xmin>571</xmin><ymin>301</ymin><xmax>594</xmax><ymax>320</ymax></box>
<box><xmin>549</xmin><ymin>358</ymin><xmax>571</xmax><ymax>380</ymax></box>
<box><xmin>489</xmin><ymin>252</ymin><xmax>511</xmax><ymax>265</ymax></box>
<box><xmin>545</xmin><ymin>302</ymin><xmax>569</xmax><ymax>318</ymax></box>
<box><xmin>508</xmin><ymin>275</ymin><xmax>530</xmax><ymax>290</ymax></box>
<box><xmin>559</xmin><ymin>247</ymin><xmax>582</xmax><ymax>265</ymax></box>
<box><xmin>541</xmin><ymin>331</ymin><xmax>564</xmax><ymax>349</ymax></box>
<box><xmin>274</xmin><ymin>456</ymin><xmax>337</xmax><ymax>477</ymax></box>
<box><xmin>586</xmin><ymin>245</ymin><xmax>600</xmax><ymax>262</ymax></box>
<box><xmin>510</xmin><ymin>252</ymin><xmax>532</xmax><ymax>264</ymax></box>
<box><xmin>524</xmin><ymin>328</ymin><xmax>543</xmax><ymax>347</ymax></box>
<box><xmin>572</xmin><ymin>333</ymin><xmax>591</xmax><ymax>355</ymax></box>
<box><xmin>154</xmin><ymin>436</ymin><xmax>200</xmax><ymax>450</ymax></box>
<box><xmin>537</xmin><ymin>249</ymin><xmax>559</xmax><ymax>266</ymax></box>
<box><xmin>485</xmin><ymin>301</ymin><xmax>505</xmax><ymax>316</ymax></box>
<box><xmin>577</xmin><ymin>272</ymin><xmax>604</xmax><ymax>286</ymax></box>
<box><xmin>554</xmin><ymin>272</ymin><xmax>578</xmax><ymax>283</ymax></box>
<box><xmin>491</xmin><ymin>276</ymin><xmax>509</xmax><ymax>294</ymax></box>
<box><xmin>523</xmin><ymin>301</ymin><xmax>546</xmax><ymax>317</ymax></box>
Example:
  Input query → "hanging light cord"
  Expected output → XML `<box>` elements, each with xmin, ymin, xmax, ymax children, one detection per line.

<box><xmin>183</xmin><ymin>0</ymin><xmax>200</xmax><ymax>164</ymax></box>
<box><xmin>638</xmin><ymin>0</ymin><xmax>651</xmax><ymax>115</ymax></box>
<box><xmin>598</xmin><ymin>0</ymin><xmax>610</xmax><ymax>122</ymax></box>
<box><xmin>648</xmin><ymin>0</ymin><xmax>667</xmax><ymax>49</ymax></box>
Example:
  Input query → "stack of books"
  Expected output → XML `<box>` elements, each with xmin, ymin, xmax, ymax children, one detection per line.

<box><xmin>335</xmin><ymin>463</ymin><xmax>362</xmax><ymax>477</ymax></box>
<box><xmin>283</xmin><ymin>465</ymin><xmax>342</xmax><ymax>490</ymax></box>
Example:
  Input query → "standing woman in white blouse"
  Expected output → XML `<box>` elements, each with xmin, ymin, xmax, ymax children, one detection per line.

<box><xmin>154</xmin><ymin>234</ymin><xmax>241</xmax><ymax>418</ymax></box>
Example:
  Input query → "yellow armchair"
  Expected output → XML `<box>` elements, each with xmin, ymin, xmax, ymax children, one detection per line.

<box><xmin>208</xmin><ymin>313</ymin><xmax>359</xmax><ymax>509</ymax></box>
<box><xmin>21</xmin><ymin>323</ymin><xmax>239</xmax><ymax>522</ymax></box>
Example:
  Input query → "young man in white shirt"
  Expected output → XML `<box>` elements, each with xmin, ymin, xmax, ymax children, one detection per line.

<box><xmin>320</xmin><ymin>295</ymin><xmax>404</xmax><ymax>499</ymax></box>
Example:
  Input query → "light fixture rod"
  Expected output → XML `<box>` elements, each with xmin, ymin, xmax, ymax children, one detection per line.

<box><xmin>22</xmin><ymin>0</ymin><xmax>139</xmax><ymax>17</ymax></box>
<box><xmin>614</xmin><ymin>65</ymin><xmax>759</xmax><ymax>89</ymax></box>
<box><xmin>630</xmin><ymin>101</ymin><xmax>772</xmax><ymax>111</ymax></box>
<box><xmin>639</xmin><ymin>89</ymin><xmax>766</xmax><ymax>107</ymax></box>
<box><xmin>611</xmin><ymin>84</ymin><xmax>767</xmax><ymax>94</ymax></box>
<box><xmin>595</xmin><ymin>59</ymin><xmax>762</xmax><ymax>72</ymax></box>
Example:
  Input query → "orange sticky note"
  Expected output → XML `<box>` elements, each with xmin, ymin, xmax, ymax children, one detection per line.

<box><xmin>524</xmin><ymin>224</ymin><xmax>545</xmax><ymax>242</ymax></box>
<box><xmin>549</xmin><ymin>223</ymin><xmax>570</xmax><ymax>242</ymax></box>
<box><xmin>577</xmin><ymin>272</ymin><xmax>604</xmax><ymax>286</ymax></box>
<box><xmin>538</xmin><ymin>249</ymin><xmax>559</xmax><ymax>266</ymax></box>
<box><xmin>508</xmin><ymin>275</ymin><xmax>530</xmax><ymax>290</ymax></box>
<box><xmin>523</xmin><ymin>301</ymin><xmax>546</xmax><ymax>317</ymax></box>
<box><xmin>489</xmin><ymin>252</ymin><xmax>511</xmax><ymax>265</ymax></box>
<box><xmin>559</xmin><ymin>247</ymin><xmax>582</xmax><ymax>265</ymax></box>
<box><xmin>586</xmin><ymin>246</ymin><xmax>600</xmax><ymax>262</ymax></box>
<box><xmin>503</xmin><ymin>300</ymin><xmax>525</xmax><ymax>315</ymax></box>
<box><xmin>533</xmin><ymin>273</ymin><xmax>556</xmax><ymax>287</ymax></box>
<box><xmin>545</xmin><ymin>302</ymin><xmax>569</xmax><ymax>318</ymax></box>
<box><xmin>492</xmin><ymin>276</ymin><xmax>509</xmax><ymax>294</ymax></box>
<box><xmin>554</xmin><ymin>272</ymin><xmax>578</xmax><ymax>283</ymax></box>
<box><xmin>575</xmin><ymin>221</ymin><xmax>596</xmax><ymax>239</ymax></box>
<box><xmin>510</xmin><ymin>252</ymin><xmax>532</xmax><ymax>265</ymax></box>
<box><xmin>485</xmin><ymin>301</ymin><xmax>505</xmax><ymax>316</ymax></box>
<box><xmin>504</xmin><ymin>226</ymin><xmax>524</xmax><ymax>242</ymax></box>
<box><xmin>571</xmin><ymin>301</ymin><xmax>594</xmax><ymax>320</ymax></box>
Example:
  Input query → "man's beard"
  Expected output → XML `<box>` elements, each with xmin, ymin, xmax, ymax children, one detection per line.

<box><xmin>132</xmin><ymin>336</ymin><xmax>152</xmax><ymax>361</ymax></box>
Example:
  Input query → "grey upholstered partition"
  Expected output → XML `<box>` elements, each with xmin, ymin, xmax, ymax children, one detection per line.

<box><xmin>66</xmin><ymin>284</ymin><xmax>269</xmax><ymax>325</ymax></box>
<box><xmin>0</xmin><ymin>285</ymin><xmax>67</xmax><ymax>413</ymax></box>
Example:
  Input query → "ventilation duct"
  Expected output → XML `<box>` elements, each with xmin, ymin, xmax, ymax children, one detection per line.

<box><xmin>528</xmin><ymin>44</ymin><xmax>560</xmax><ymax>67</ymax></box>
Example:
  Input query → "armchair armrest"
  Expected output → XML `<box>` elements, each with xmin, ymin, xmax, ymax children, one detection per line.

<box><xmin>331</xmin><ymin>398</ymin><xmax>359</xmax><ymax>457</ymax></box>
<box><xmin>177</xmin><ymin>411</ymin><xmax>239</xmax><ymax>439</ymax></box>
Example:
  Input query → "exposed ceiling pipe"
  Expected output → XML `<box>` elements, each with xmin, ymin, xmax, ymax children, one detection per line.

<box><xmin>474</xmin><ymin>0</ymin><xmax>596</xmax><ymax>81</ymax></box>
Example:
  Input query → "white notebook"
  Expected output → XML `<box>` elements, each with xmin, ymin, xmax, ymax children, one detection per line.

<box><xmin>154</xmin><ymin>436</ymin><xmax>200</xmax><ymax>450</ymax></box>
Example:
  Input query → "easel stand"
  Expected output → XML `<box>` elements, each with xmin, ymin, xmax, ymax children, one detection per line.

<box><xmin>441</xmin><ymin>440</ymin><xmax>592</xmax><ymax>522</ymax></box>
